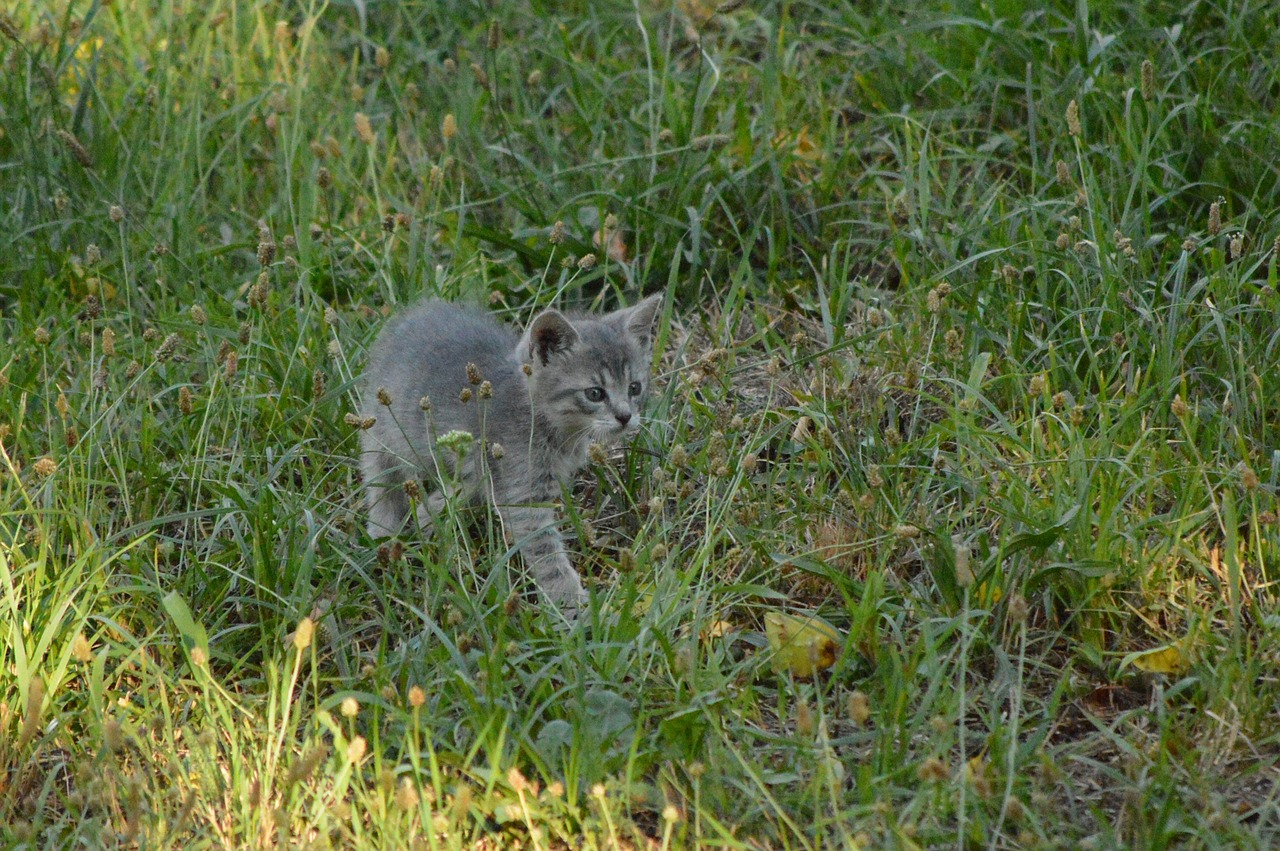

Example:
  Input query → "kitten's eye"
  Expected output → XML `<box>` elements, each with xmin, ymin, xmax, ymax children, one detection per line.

<box><xmin>584</xmin><ymin>387</ymin><xmax>606</xmax><ymax>403</ymax></box>
<box><xmin>628</xmin><ymin>381</ymin><xmax>643</xmax><ymax>397</ymax></box>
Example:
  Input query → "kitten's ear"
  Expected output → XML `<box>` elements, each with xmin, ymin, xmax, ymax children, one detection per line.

<box><xmin>524</xmin><ymin>309</ymin><xmax>579</xmax><ymax>366</ymax></box>
<box><xmin>616</xmin><ymin>293</ymin><xmax>664</xmax><ymax>347</ymax></box>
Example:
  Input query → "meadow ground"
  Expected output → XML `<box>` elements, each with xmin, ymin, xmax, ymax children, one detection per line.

<box><xmin>2</xmin><ymin>1</ymin><xmax>1280</xmax><ymax>847</ymax></box>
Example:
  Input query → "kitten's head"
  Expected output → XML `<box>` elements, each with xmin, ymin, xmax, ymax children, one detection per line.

<box><xmin>519</xmin><ymin>294</ymin><xmax>663</xmax><ymax>445</ymax></box>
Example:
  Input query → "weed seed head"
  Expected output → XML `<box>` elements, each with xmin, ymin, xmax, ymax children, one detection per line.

<box><xmin>34</xmin><ymin>326</ymin><xmax>51</xmax><ymax>346</ymax></box>
<box><xmin>396</xmin><ymin>779</ymin><xmax>419</xmax><ymax>810</ymax></box>
<box><xmin>866</xmin><ymin>464</ymin><xmax>884</xmax><ymax>488</ymax></box>
<box><xmin>926</xmin><ymin>281</ymin><xmax>950</xmax><ymax>313</ymax></box>
<box><xmin>0</xmin><ymin>13</ymin><xmax>19</xmax><ymax>42</ymax></box>
<box><xmin>179</xmin><ymin>385</ymin><xmax>193</xmax><ymax>415</ymax></box>
<box><xmin>57</xmin><ymin>129</ymin><xmax>93</xmax><ymax>168</ymax></box>
<box><xmin>548</xmin><ymin>220</ymin><xmax>566</xmax><ymax>245</ymax></box>
<box><xmin>257</xmin><ymin>239</ymin><xmax>276</xmax><ymax>266</ymax></box>
<box><xmin>375</xmin><ymin>46</ymin><xmax>390</xmax><ymax>68</ymax></box>
<box><xmin>408</xmin><ymin>685</ymin><xmax>426</xmax><ymax>707</ymax></box>
<box><xmin>376</xmin><ymin>386</ymin><xmax>392</xmax><ymax>406</ymax></box>
<box><xmin>890</xmin><ymin>191</ymin><xmax>910</xmax><ymax>224</ymax></box>
<box><xmin>75</xmin><ymin>291</ymin><xmax>98</xmax><ymax>318</ymax></box>
<box><xmin>441</xmin><ymin>113</ymin><xmax>457</xmax><ymax>141</ymax></box>
<box><xmin>109</xmin><ymin>204</ymin><xmax>124</xmax><ymax>223</ymax></box>
<box><xmin>346</xmin><ymin>736</ymin><xmax>367</xmax><ymax>764</ymax></box>
<box><xmin>155</xmin><ymin>332</ymin><xmax>180</xmax><ymax>363</ymax></box>
<box><xmin>251</xmin><ymin>272</ymin><xmax>272</xmax><ymax>308</ymax></box>
<box><xmin>1055</xmin><ymin>159</ymin><xmax>1070</xmax><ymax>185</ymax></box>
<box><xmin>847</xmin><ymin>690</ymin><xmax>871</xmax><ymax>725</ymax></box>
<box><xmin>1028</xmin><ymin>373</ymin><xmax>1048</xmax><ymax>398</ymax></box>
<box><xmin>1007</xmin><ymin>592</ymin><xmax>1029</xmax><ymax>624</ymax></box>
<box><xmin>917</xmin><ymin>757</ymin><xmax>948</xmax><ymax>783</ymax></box>
<box><xmin>293</xmin><ymin>617</ymin><xmax>314</xmax><ymax>651</ymax></box>
<box><xmin>1230</xmin><ymin>233</ymin><xmax>1244</xmax><ymax>259</ymax></box>
<box><xmin>1208</xmin><ymin>201</ymin><xmax>1222</xmax><ymax>236</ymax></box>
<box><xmin>1066</xmin><ymin>99</ymin><xmax>1081</xmax><ymax>137</ymax></box>
<box><xmin>1141</xmin><ymin>59</ymin><xmax>1155</xmax><ymax>101</ymax></box>
<box><xmin>85</xmin><ymin>243</ymin><xmax>101</xmax><ymax>264</ymax></box>
<box><xmin>354</xmin><ymin>112</ymin><xmax>374</xmax><ymax>145</ymax></box>
<box><xmin>340</xmin><ymin>697</ymin><xmax>359</xmax><ymax>718</ymax></box>
<box><xmin>794</xmin><ymin>700</ymin><xmax>813</xmax><ymax>737</ymax></box>
<box><xmin>103</xmin><ymin>717</ymin><xmax>123</xmax><ymax>752</ymax></box>
<box><xmin>690</xmin><ymin>133</ymin><xmax>730</xmax><ymax>151</ymax></box>
<box><xmin>1242</xmin><ymin>465</ymin><xmax>1260</xmax><ymax>492</ymax></box>
<box><xmin>954</xmin><ymin>539</ymin><xmax>974</xmax><ymax>587</ymax></box>
<box><xmin>944</xmin><ymin>327</ymin><xmax>963</xmax><ymax>358</ymax></box>
<box><xmin>577</xmin><ymin>253</ymin><xmax>597</xmax><ymax>270</ymax></box>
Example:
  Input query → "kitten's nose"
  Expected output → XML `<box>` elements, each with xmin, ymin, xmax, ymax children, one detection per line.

<box><xmin>615</xmin><ymin>411</ymin><xmax>632</xmax><ymax>427</ymax></box>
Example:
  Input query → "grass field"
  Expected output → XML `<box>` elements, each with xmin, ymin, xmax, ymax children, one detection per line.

<box><xmin>3</xmin><ymin>0</ymin><xmax>1280</xmax><ymax>847</ymax></box>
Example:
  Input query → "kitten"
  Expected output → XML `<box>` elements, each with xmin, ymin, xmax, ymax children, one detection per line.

<box><xmin>359</xmin><ymin>294</ymin><xmax>663</xmax><ymax>613</ymax></box>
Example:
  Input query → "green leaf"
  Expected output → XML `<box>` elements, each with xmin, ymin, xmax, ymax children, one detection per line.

<box><xmin>161</xmin><ymin>590</ymin><xmax>209</xmax><ymax>660</ymax></box>
<box><xmin>1002</xmin><ymin>505</ymin><xmax>1080</xmax><ymax>561</ymax></box>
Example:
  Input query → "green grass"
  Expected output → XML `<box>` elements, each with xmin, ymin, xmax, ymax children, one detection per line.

<box><xmin>3</xmin><ymin>0</ymin><xmax>1280</xmax><ymax>847</ymax></box>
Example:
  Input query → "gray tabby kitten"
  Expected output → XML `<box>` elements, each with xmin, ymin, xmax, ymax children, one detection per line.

<box><xmin>359</xmin><ymin>294</ymin><xmax>663</xmax><ymax>612</ymax></box>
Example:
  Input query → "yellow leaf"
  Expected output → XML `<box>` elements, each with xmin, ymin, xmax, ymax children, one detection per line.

<box><xmin>764</xmin><ymin>612</ymin><xmax>843</xmax><ymax>679</ymax></box>
<box><xmin>974</xmin><ymin>581</ymin><xmax>1003</xmax><ymax>607</ymax></box>
<box><xmin>700</xmin><ymin>619</ymin><xmax>733</xmax><ymax>642</ymax></box>
<box><xmin>1127</xmin><ymin>644</ymin><xmax>1189</xmax><ymax>675</ymax></box>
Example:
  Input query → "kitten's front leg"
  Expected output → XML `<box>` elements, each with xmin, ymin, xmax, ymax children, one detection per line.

<box><xmin>496</xmin><ymin>502</ymin><xmax>587</xmax><ymax>613</ymax></box>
